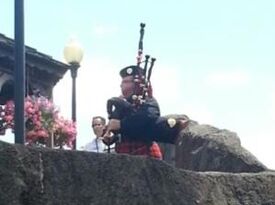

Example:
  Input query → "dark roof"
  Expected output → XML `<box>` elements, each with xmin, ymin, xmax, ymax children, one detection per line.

<box><xmin>0</xmin><ymin>33</ymin><xmax>71</xmax><ymax>97</ymax></box>
<box><xmin>0</xmin><ymin>33</ymin><xmax>70</xmax><ymax>78</ymax></box>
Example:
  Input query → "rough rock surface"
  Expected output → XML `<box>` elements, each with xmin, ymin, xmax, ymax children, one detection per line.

<box><xmin>0</xmin><ymin>140</ymin><xmax>274</xmax><ymax>205</ymax></box>
<box><xmin>175</xmin><ymin>119</ymin><xmax>268</xmax><ymax>172</ymax></box>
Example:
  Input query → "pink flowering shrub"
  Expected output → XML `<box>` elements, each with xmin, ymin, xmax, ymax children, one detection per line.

<box><xmin>0</xmin><ymin>96</ymin><xmax>76</xmax><ymax>149</ymax></box>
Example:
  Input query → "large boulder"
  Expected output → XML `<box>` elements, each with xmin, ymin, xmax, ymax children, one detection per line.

<box><xmin>175</xmin><ymin>120</ymin><xmax>267</xmax><ymax>172</ymax></box>
<box><xmin>0</xmin><ymin>140</ymin><xmax>274</xmax><ymax>205</ymax></box>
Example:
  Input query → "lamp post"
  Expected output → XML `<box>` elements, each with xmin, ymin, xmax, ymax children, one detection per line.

<box><xmin>63</xmin><ymin>38</ymin><xmax>83</xmax><ymax>149</ymax></box>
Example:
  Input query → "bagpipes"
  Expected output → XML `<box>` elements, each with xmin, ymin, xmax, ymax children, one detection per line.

<box><xmin>133</xmin><ymin>23</ymin><xmax>156</xmax><ymax>104</ymax></box>
<box><xmin>106</xmin><ymin>23</ymin><xmax>154</xmax><ymax>120</ymax></box>
<box><xmin>105</xmin><ymin>23</ymin><xmax>189</xmax><ymax>147</ymax></box>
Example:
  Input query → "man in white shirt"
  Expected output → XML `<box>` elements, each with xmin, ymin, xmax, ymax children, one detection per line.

<box><xmin>83</xmin><ymin>116</ymin><xmax>107</xmax><ymax>153</ymax></box>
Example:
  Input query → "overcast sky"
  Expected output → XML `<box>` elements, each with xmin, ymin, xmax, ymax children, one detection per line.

<box><xmin>1</xmin><ymin>0</ymin><xmax>275</xmax><ymax>169</ymax></box>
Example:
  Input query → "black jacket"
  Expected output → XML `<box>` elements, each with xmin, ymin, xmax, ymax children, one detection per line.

<box><xmin>120</xmin><ymin>97</ymin><xmax>160</xmax><ymax>141</ymax></box>
<box><xmin>107</xmin><ymin>96</ymin><xmax>182</xmax><ymax>144</ymax></box>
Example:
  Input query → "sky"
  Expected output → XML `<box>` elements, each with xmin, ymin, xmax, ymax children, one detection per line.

<box><xmin>1</xmin><ymin>0</ymin><xmax>275</xmax><ymax>169</ymax></box>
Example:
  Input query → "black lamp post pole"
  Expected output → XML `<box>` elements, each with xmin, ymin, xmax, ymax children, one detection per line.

<box><xmin>14</xmin><ymin>0</ymin><xmax>25</xmax><ymax>144</ymax></box>
<box><xmin>70</xmin><ymin>62</ymin><xmax>79</xmax><ymax>149</ymax></box>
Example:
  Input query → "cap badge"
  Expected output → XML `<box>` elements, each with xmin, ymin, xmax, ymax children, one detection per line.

<box><xmin>126</xmin><ymin>68</ymin><xmax>133</xmax><ymax>74</ymax></box>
